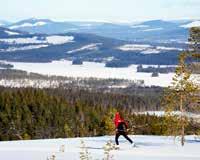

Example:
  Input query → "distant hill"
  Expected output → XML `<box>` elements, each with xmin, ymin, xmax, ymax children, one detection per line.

<box><xmin>5</xmin><ymin>18</ymin><xmax>200</xmax><ymax>42</ymax></box>
<box><xmin>7</xmin><ymin>18</ymin><xmax>78</xmax><ymax>34</ymax></box>
<box><xmin>0</xmin><ymin>26</ymin><xmax>186</xmax><ymax>66</ymax></box>
<box><xmin>0</xmin><ymin>20</ymin><xmax>11</xmax><ymax>26</ymax></box>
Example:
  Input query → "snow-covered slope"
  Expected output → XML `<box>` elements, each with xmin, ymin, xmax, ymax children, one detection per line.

<box><xmin>117</xmin><ymin>44</ymin><xmax>183</xmax><ymax>54</ymax></box>
<box><xmin>0</xmin><ymin>35</ymin><xmax>74</xmax><ymax>45</ymax></box>
<box><xmin>10</xmin><ymin>21</ymin><xmax>47</xmax><ymax>29</ymax></box>
<box><xmin>0</xmin><ymin>135</ymin><xmax>199</xmax><ymax>160</ymax></box>
<box><xmin>67</xmin><ymin>43</ymin><xmax>102</xmax><ymax>54</ymax></box>
<box><xmin>0</xmin><ymin>27</ymin><xmax>23</xmax><ymax>37</ymax></box>
<box><xmin>181</xmin><ymin>21</ymin><xmax>200</xmax><ymax>28</ymax></box>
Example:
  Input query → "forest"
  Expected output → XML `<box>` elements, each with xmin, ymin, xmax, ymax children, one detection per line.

<box><xmin>0</xmin><ymin>87</ymin><xmax>199</xmax><ymax>141</ymax></box>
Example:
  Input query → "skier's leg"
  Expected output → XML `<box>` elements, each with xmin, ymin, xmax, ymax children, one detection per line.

<box><xmin>122</xmin><ymin>132</ymin><xmax>133</xmax><ymax>144</ymax></box>
<box><xmin>115</xmin><ymin>133</ymin><xmax>120</xmax><ymax>145</ymax></box>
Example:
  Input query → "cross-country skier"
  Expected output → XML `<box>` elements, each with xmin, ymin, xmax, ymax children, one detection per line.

<box><xmin>114</xmin><ymin>112</ymin><xmax>135</xmax><ymax>147</ymax></box>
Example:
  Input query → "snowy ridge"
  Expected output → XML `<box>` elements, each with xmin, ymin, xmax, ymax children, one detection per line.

<box><xmin>9</xmin><ymin>21</ymin><xmax>47</xmax><ymax>29</ymax></box>
<box><xmin>181</xmin><ymin>21</ymin><xmax>200</xmax><ymax>28</ymax></box>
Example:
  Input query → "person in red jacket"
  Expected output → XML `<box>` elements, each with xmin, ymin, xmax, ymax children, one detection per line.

<box><xmin>114</xmin><ymin>112</ymin><xmax>134</xmax><ymax>146</ymax></box>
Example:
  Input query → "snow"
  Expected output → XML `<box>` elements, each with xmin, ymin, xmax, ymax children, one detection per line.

<box><xmin>117</xmin><ymin>44</ymin><xmax>183</xmax><ymax>54</ymax></box>
<box><xmin>0</xmin><ymin>135</ymin><xmax>200</xmax><ymax>160</ymax></box>
<box><xmin>67</xmin><ymin>43</ymin><xmax>102</xmax><ymax>54</ymax></box>
<box><xmin>117</xmin><ymin>44</ymin><xmax>151</xmax><ymax>51</ymax></box>
<box><xmin>79</xmin><ymin>23</ymin><xmax>94</xmax><ymax>27</ymax></box>
<box><xmin>10</xmin><ymin>22</ymin><xmax>47</xmax><ymax>29</ymax></box>
<box><xmin>181</xmin><ymin>21</ymin><xmax>200</xmax><ymax>28</ymax></box>
<box><xmin>138</xmin><ymin>111</ymin><xmax>200</xmax><ymax>119</ymax></box>
<box><xmin>141</xmin><ymin>49</ymin><xmax>161</xmax><ymax>54</ymax></box>
<box><xmin>103</xmin><ymin>56</ymin><xmax>115</xmax><ymax>62</ymax></box>
<box><xmin>8</xmin><ymin>60</ymin><xmax>175</xmax><ymax>87</ymax></box>
<box><xmin>131</xmin><ymin>25</ymin><xmax>149</xmax><ymax>28</ymax></box>
<box><xmin>156</xmin><ymin>46</ymin><xmax>183</xmax><ymax>51</ymax></box>
<box><xmin>4</xmin><ymin>30</ymin><xmax>20</xmax><ymax>35</ymax></box>
<box><xmin>0</xmin><ymin>45</ymin><xmax>49</xmax><ymax>52</ymax></box>
<box><xmin>143</xmin><ymin>28</ymin><xmax>163</xmax><ymax>32</ymax></box>
<box><xmin>0</xmin><ymin>36</ymin><xmax>74</xmax><ymax>45</ymax></box>
<box><xmin>0</xmin><ymin>79</ymin><xmax>60</xmax><ymax>88</ymax></box>
<box><xmin>0</xmin><ymin>37</ymin><xmax>45</xmax><ymax>44</ymax></box>
<box><xmin>46</xmin><ymin>36</ymin><xmax>74</xmax><ymax>45</ymax></box>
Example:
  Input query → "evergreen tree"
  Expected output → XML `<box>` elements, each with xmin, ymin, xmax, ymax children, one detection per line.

<box><xmin>163</xmin><ymin>53</ymin><xmax>199</xmax><ymax>146</ymax></box>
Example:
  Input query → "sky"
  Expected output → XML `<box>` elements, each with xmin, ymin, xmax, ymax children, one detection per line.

<box><xmin>0</xmin><ymin>0</ymin><xmax>200</xmax><ymax>22</ymax></box>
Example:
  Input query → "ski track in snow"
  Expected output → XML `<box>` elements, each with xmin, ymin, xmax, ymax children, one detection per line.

<box><xmin>8</xmin><ymin>60</ymin><xmax>176</xmax><ymax>87</ymax></box>
<box><xmin>0</xmin><ymin>135</ymin><xmax>200</xmax><ymax>160</ymax></box>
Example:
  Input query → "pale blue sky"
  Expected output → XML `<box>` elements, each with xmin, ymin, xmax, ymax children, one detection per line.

<box><xmin>1</xmin><ymin>0</ymin><xmax>200</xmax><ymax>22</ymax></box>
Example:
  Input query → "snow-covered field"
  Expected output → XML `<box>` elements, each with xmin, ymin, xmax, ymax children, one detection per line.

<box><xmin>0</xmin><ymin>135</ymin><xmax>200</xmax><ymax>160</ymax></box>
<box><xmin>117</xmin><ymin>44</ymin><xmax>183</xmax><ymax>54</ymax></box>
<box><xmin>67</xmin><ymin>43</ymin><xmax>102</xmax><ymax>54</ymax></box>
<box><xmin>9</xmin><ymin>60</ymin><xmax>175</xmax><ymax>87</ymax></box>
<box><xmin>0</xmin><ymin>35</ymin><xmax>74</xmax><ymax>45</ymax></box>
<box><xmin>0</xmin><ymin>79</ymin><xmax>61</xmax><ymax>88</ymax></box>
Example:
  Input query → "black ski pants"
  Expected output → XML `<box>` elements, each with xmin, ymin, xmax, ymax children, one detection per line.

<box><xmin>115</xmin><ymin>131</ymin><xmax>133</xmax><ymax>145</ymax></box>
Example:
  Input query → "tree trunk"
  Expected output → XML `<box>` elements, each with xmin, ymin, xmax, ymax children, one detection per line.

<box><xmin>180</xmin><ymin>93</ymin><xmax>185</xmax><ymax>146</ymax></box>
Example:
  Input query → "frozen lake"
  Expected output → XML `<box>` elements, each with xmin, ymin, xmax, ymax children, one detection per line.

<box><xmin>9</xmin><ymin>60</ymin><xmax>175</xmax><ymax>87</ymax></box>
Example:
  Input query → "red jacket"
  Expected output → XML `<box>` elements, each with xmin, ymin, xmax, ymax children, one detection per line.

<box><xmin>114</xmin><ymin>112</ymin><xmax>128</xmax><ymax>128</ymax></box>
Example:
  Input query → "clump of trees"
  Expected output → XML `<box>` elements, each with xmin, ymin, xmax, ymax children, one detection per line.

<box><xmin>137</xmin><ymin>65</ymin><xmax>175</xmax><ymax>74</ymax></box>
<box><xmin>0</xmin><ymin>62</ymin><xmax>13</xmax><ymax>69</ymax></box>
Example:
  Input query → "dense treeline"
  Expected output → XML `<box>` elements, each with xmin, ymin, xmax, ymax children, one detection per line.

<box><xmin>0</xmin><ymin>87</ymin><xmax>199</xmax><ymax>141</ymax></box>
<box><xmin>0</xmin><ymin>62</ymin><xmax>13</xmax><ymax>69</ymax></box>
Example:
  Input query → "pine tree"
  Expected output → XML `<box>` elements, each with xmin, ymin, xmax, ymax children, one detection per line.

<box><xmin>163</xmin><ymin>53</ymin><xmax>199</xmax><ymax>146</ymax></box>
<box><xmin>188</xmin><ymin>27</ymin><xmax>200</xmax><ymax>79</ymax></box>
